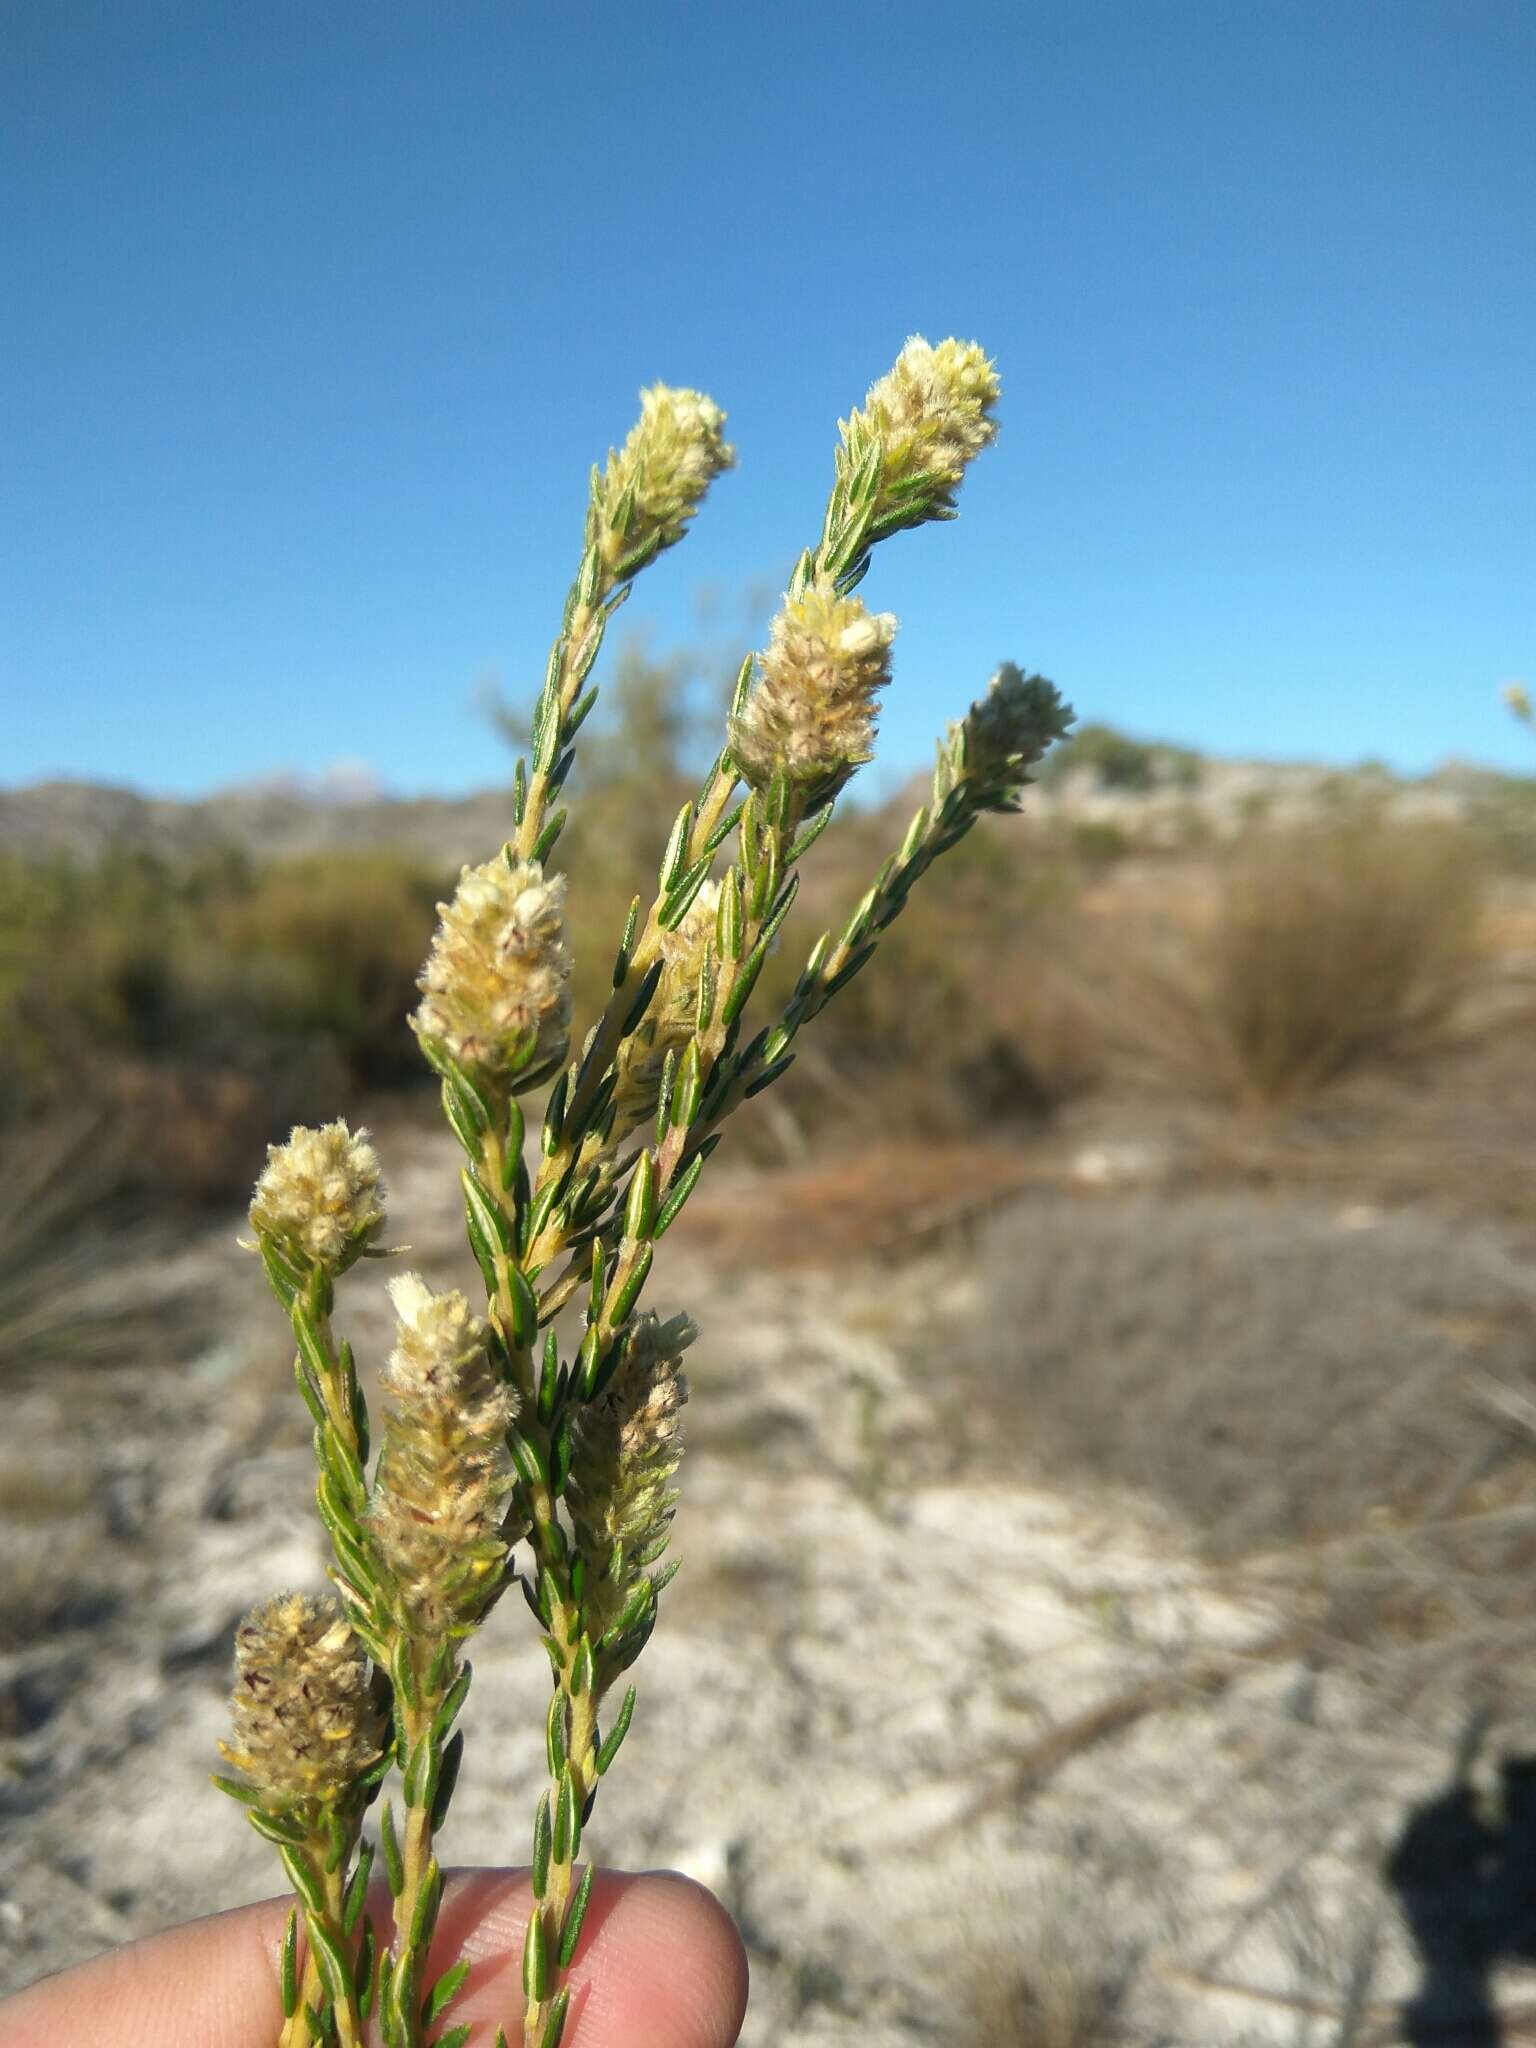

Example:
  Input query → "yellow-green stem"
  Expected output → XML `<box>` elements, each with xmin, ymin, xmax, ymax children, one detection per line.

<box><xmin>515</xmin><ymin>598</ymin><xmax>601</xmax><ymax>864</ymax></box>
<box><xmin>387</xmin><ymin>1657</ymin><xmax>448</xmax><ymax>2048</ymax></box>
<box><xmin>321</xmin><ymin>1857</ymin><xmax>366</xmax><ymax>2048</ymax></box>
<box><xmin>275</xmin><ymin>1849</ymin><xmax>365</xmax><ymax>2048</ymax></box>
<box><xmin>317</xmin><ymin>1324</ymin><xmax>359</xmax><ymax>1462</ymax></box>
<box><xmin>684</xmin><ymin>756</ymin><xmax>740</xmax><ymax>868</ymax></box>
<box><xmin>277</xmin><ymin>1952</ymin><xmax>324</xmax><ymax>2048</ymax></box>
<box><xmin>522</xmin><ymin>1684</ymin><xmax>598</xmax><ymax>2047</ymax></box>
<box><xmin>473</xmin><ymin>1133</ymin><xmax>607</xmax><ymax>2044</ymax></box>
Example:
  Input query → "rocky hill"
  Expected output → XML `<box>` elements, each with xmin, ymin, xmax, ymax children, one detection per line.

<box><xmin>0</xmin><ymin>778</ymin><xmax>518</xmax><ymax>871</ymax></box>
<box><xmin>3</xmin><ymin>744</ymin><xmax>1532</xmax><ymax>870</ymax></box>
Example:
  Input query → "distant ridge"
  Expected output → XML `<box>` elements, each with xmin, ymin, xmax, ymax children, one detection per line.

<box><xmin>0</xmin><ymin>778</ymin><xmax>519</xmax><ymax>870</ymax></box>
<box><xmin>2</xmin><ymin>747</ymin><xmax>1531</xmax><ymax>867</ymax></box>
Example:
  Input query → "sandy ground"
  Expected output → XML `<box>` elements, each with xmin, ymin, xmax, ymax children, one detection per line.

<box><xmin>5</xmin><ymin>1115</ymin><xmax>1536</xmax><ymax>2046</ymax></box>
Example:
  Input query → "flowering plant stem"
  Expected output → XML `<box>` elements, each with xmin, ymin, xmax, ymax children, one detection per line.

<box><xmin>280</xmin><ymin>1845</ymin><xmax>368</xmax><ymax>2048</ymax></box>
<box><xmin>378</xmin><ymin>1658</ymin><xmax>449</xmax><ymax>2045</ymax></box>
<box><xmin>219</xmin><ymin>339</ymin><xmax>1072</xmax><ymax>2048</ymax></box>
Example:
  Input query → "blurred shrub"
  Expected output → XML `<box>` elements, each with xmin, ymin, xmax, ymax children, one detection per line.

<box><xmin>0</xmin><ymin>1115</ymin><xmax>165</xmax><ymax>1378</ymax></box>
<box><xmin>932</xmin><ymin>1189</ymin><xmax>1533</xmax><ymax>1558</ymax></box>
<box><xmin>0</xmin><ymin>847</ymin><xmax>243</xmax><ymax>1121</ymax></box>
<box><xmin>105</xmin><ymin>1048</ymin><xmax>347</xmax><ymax>1206</ymax></box>
<box><xmin>1115</xmin><ymin>816</ymin><xmax>1487</xmax><ymax>1106</ymax></box>
<box><xmin>758</xmin><ymin>813</ymin><xmax>1101</xmax><ymax>1139</ymax></box>
<box><xmin>955</xmin><ymin>1943</ymin><xmax>1127</xmax><ymax>2048</ymax></box>
<box><xmin>1466</xmin><ymin>773</ymin><xmax>1536</xmax><ymax>876</ymax></box>
<box><xmin>0</xmin><ymin>845</ymin><xmax>439</xmax><ymax>1202</ymax></box>
<box><xmin>1041</xmin><ymin>720</ymin><xmax>1201</xmax><ymax>793</ymax></box>
<box><xmin>1060</xmin><ymin>818</ymin><xmax>1130</xmax><ymax>869</ymax></box>
<box><xmin>927</xmin><ymin>1187</ymin><xmax>1536</xmax><ymax>1721</ymax></box>
<box><xmin>944</xmin><ymin>1837</ymin><xmax>1154</xmax><ymax>2047</ymax></box>
<box><xmin>211</xmin><ymin>854</ymin><xmax>443</xmax><ymax>1087</ymax></box>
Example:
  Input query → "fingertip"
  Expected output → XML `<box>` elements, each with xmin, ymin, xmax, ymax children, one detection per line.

<box><xmin>0</xmin><ymin>1868</ymin><xmax>748</xmax><ymax>2048</ymax></box>
<box><xmin>0</xmin><ymin>1894</ymin><xmax>289</xmax><ymax>2048</ymax></box>
<box><xmin>573</xmin><ymin>1870</ymin><xmax>749</xmax><ymax>2048</ymax></box>
<box><xmin>433</xmin><ymin>1867</ymin><xmax>747</xmax><ymax>2047</ymax></box>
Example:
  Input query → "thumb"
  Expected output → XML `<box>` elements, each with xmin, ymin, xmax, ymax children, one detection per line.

<box><xmin>0</xmin><ymin>1866</ymin><xmax>748</xmax><ymax>2048</ymax></box>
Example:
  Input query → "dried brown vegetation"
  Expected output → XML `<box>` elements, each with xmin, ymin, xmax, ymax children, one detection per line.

<box><xmin>0</xmin><ymin>1117</ymin><xmax>170</xmax><ymax>1379</ymax></box>
<box><xmin>1103</xmin><ymin>817</ymin><xmax>1488</xmax><ymax>1107</ymax></box>
<box><xmin>936</xmin><ymin>1190</ymin><xmax>1530</xmax><ymax>1547</ymax></box>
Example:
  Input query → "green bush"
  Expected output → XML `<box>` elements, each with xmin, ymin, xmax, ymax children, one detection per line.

<box><xmin>0</xmin><ymin>847</ymin><xmax>446</xmax><ymax>1196</ymax></box>
<box><xmin>0</xmin><ymin>848</ymin><xmax>243</xmax><ymax>1118</ymax></box>
<box><xmin>213</xmin><ymin>855</ymin><xmax>444</xmax><ymax>1087</ymax></box>
<box><xmin>752</xmin><ymin>812</ymin><xmax>1096</xmax><ymax>1134</ymax></box>
<box><xmin>1041</xmin><ymin>720</ymin><xmax>1201</xmax><ymax>792</ymax></box>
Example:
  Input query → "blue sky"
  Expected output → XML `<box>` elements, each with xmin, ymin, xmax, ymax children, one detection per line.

<box><xmin>3</xmin><ymin>0</ymin><xmax>1532</xmax><ymax>798</ymax></box>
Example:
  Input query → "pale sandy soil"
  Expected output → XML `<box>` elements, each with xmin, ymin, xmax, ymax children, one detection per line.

<box><xmin>4</xmin><ymin>1115</ymin><xmax>1536</xmax><ymax>2045</ymax></box>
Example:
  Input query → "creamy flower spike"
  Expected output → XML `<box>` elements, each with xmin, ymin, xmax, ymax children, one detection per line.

<box><xmin>841</xmin><ymin>335</ymin><xmax>1001</xmax><ymax>536</ymax></box>
<box><xmin>594</xmin><ymin>383</ymin><xmax>735</xmax><ymax>579</ymax></box>
<box><xmin>957</xmin><ymin>662</ymin><xmax>1076</xmax><ymax>810</ymax></box>
<box><xmin>247</xmin><ymin>1120</ymin><xmax>386</xmax><ymax>1275</ymax></box>
<box><xmin>565</xmin><ymin>1312</ymin><xmax>693</xmax><ymax>1646</ymax></box>
<box><xmin>729</xmin><ymin>582</ymin><xmax>897</xmax><ymax>809</ymax></box>
<box><xmin>413</xmin><ymin>852</ymin><xmax>572</xmax><ymax>1091</ymax></box>
<box><xmin>219</xmin><ymin>1593</ymin><xmax>384</xmax><ymax>1811</ymax></box>
<box><xmin>366</xmin><ymin>1274</ymin><xmax>520</xmax><ymax>1638</ymax></box>
<box><xmin>611</xmin><ymin>878</ymin><xmax>721</xmax><ymax>1134</ymax></box>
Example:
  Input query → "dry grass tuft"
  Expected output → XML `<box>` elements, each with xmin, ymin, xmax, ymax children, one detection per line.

<box><xmin>1109</xmin><ymin>817</ymin><xmax>1488</xmax><ymax>1107</ymax></box>
<box><xmin>958</xmin><ymin>1953</ymin><xmax>1122</xmax><ymax>2047</ymax></box>
<box><xmin>0</xmin><ymin>1116</ymin><xmax>167</xmax><ymax>1378</ymax></box>
<box><xmin>935</xmin><ymin>1190</ymin><xmax>1533</xmax><ymax>1555</ymax></box>
<box><xmin>951</xmin><ymin>1882</ymin><xmax>1141</xmax><ymax>2048</ymax></box>
<box><xmin>928</xmin><ymin>1186</ymin><xmax>1536</xmax><ymax>1719</ymax></box>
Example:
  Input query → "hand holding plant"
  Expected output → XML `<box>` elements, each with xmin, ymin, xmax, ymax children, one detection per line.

<box><xmin>217</xmin><ymin>336</ymin><xmax>1072</xmax><ymax>2047</ymax></box>
<box><xmin>2</xmin><ymin>1871</ymin><xmax>747</xmax><ymax>2048</ymax></box>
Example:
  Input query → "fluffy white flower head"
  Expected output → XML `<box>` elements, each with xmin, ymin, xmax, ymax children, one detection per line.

<box><xmin>596</xmin><ymin>383</ymin><xmax>734</xmax><ymax>575</ymax></box>
<box><xmin>383</xmin><ymin>1272</ymin><xmax>497</xmax><ymax>1401</ymax></box>
<box><xmin>247</xmin><ymin>1120</ymin><xmax>385</xmax><ymax>1274</ymax></box>
<box><xmin>860</xmin><ymin>335</ymin><xmax>1000</xmax><ymax>483</ymax></box>
<box><xmin>368</xmin><ymin>1273</ymin><xmax>518</xmax><ymax>1634</ymax></box>
<box><xmin>837</xmin><ymin>335</ymin><xmax>1000</xmax><ymax>538</ymax></box>
<box><xmin>219</xmin><ymin>1592</ymin><xmax>383</xmax><ymax>1809</ymax></box>
<box><xmin>729</xmin><ymin>583</ymin><xmax>897</xmax><ymax>806</ymax></box>
<box><xmin>413</xmin><ymin>852</ymin><xmax>572</xmax><ymax>1091</ymax></box>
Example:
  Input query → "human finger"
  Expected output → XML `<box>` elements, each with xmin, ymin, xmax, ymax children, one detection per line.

<box><xmin>0</xmin><ymin>1865</ymin><xmax>748</xmax><ymax>2048</ymax></box>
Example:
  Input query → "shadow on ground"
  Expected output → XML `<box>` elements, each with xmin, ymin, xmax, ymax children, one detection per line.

<box><xmin>1388</xmin><ymin>1721</ymin><xmax>1536</xmax><ymax>2046</ymax></box>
